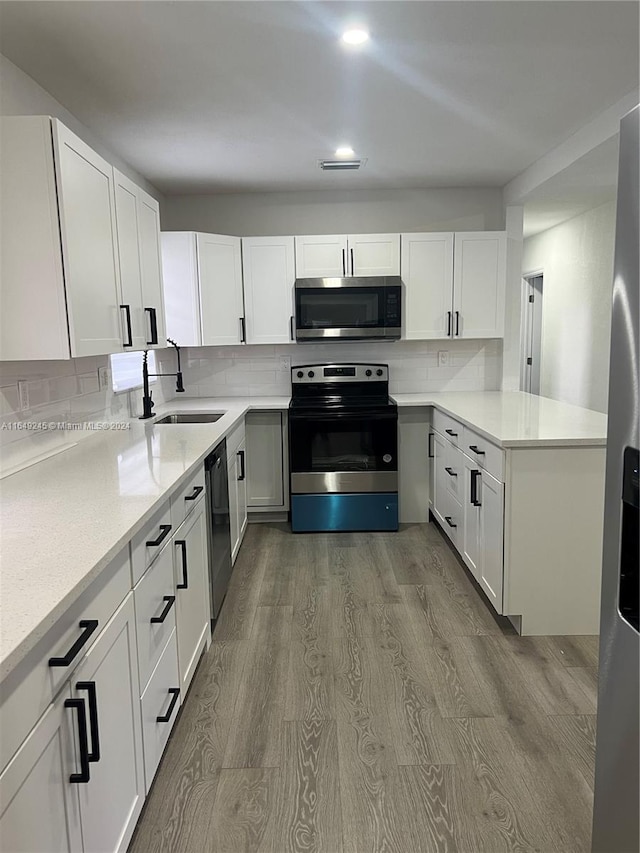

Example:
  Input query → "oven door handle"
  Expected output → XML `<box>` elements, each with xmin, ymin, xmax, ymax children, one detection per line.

<box><xmin>289</xmin><ymin>410</ymin><xmax>398</xmax><ymax>422</ymax></box>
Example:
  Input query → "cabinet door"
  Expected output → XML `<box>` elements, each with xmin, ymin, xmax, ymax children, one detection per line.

<box><xmin>52</xmin><ymin>120</ymin><xmax>124</xmax><ymax>357</ymax></box>
<box><xmin>348</xmin><ymin>234</ymin><xmax>400</xmax><ymax>276</ymax></box>
<box><xmin>161</xmin><ymin>232</ymin><xmax>202</xmax><ymax>346</ymax></box>
<box><xmin>452</xmin><ymin>232</ymin><xmax>507</xmax><ymax>339</ymax></box>
<box><xmin>137</xmin><ymin>189</ymin><xmax>167</xmax><ymax>348</ymax></box>
<box><xmin>462</xmin><ymin>455</ymin><xmax>481</xmax><ymax>581</ymax></box>
<box><xmin>197</xmin><ymin>233</ymin><xmax>244</xmax><ymax>346</ymax></box>
<box><xmin>0</xmin><ymin>689</ymin><xmax>82</xmax><ymax>853</ymax></box>
<box><xmin>428</xmin><ymin>428</ymin><xmax>435</xmax><ymax>509</ymax></box>
<box><xmin>242</xmin><ymin>236</ymin><xmax>295</xmax><ymax>344</ymax></box>
<box><xmin>234</xmin><ymin>439</ymin><xmax>248</xmax><ymax>559</ymax></box>
<box><xmin>228</xmin><ymin>453</ymin><xmax>240</xmax><ymax>562</ymax></box>
<box><xmin>71</xmin><ymin>594</ymin><xmax>144</xmax><ymax>853</ymax></box>
<box><xmin>246</xmin><ymin>412</ymin><xmax>284</xmax><ymax>508</ymax></box>
<box><xmin>113</xmin><ymin>171</ymin><xmax>146</xmax><ymax>350</ymax></box>
<box><xmin>294</xmin><ymin>235</ymin><xmax>348</xmax><ymax>278</ymax></box>
<box><xmin>173</xmin><ymin>501</ymin><xmax>210</xmax><ymax>692</ymax></box>
<box><xmin>432</xmin><ymin>431</ymin><xmax>449</xmax><ymax>528</ymax></box>
<box><xmin>478</xmin><ymin>470</ymin><xmax>504</xmax><ymax>613</ymax></box>
<box><xmin>401</xmin><ymin>233</ymin><xmax>454</xmax><ymax>339</ymax></box>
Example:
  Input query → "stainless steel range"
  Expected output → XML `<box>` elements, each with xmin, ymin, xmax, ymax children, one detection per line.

<box><xmin>288</xmin><ymin>363</ymin><xmax>398</xmax><ymax>532</ymax></box>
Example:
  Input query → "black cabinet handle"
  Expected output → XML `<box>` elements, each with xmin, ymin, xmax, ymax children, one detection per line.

<box><xmin>445</xmin><ymin>429</ymin><xmax>458</xmax><ymax>438</ymax></box>
<box><xmin>76</xmin><ymin>681</ymin><xmax>100</xmax><ymax>763</ymax></box>
<box><xmin>120</xmin><ymin>304</ymin><xmax>133</xmax><ymax>348</ymax></box>
<box><xmin>445</xmin><ymin>466</ymin><xmax>457</xmax><ymax>478</ymax></box>
<box><xmin>342</xmin><ymin>248</ymin><xmax>346</xmax><ymax>276</ymax></box>
<box><xmin>240</xmin><ymin>317</ymin><xmax>246</xmax><ymax>343</ymax></box>
<box><xmin>156</xmin><ymin>687</ymin><xmax>180</xmax><ymax>723</ymax></box>
<box><xmin>150</xmin><ymin>595</ymin><xmax>175</xmax><ymax>624</ymax></box>
<box><xmin>444</xmin><ymin>516</ymin><xmax>457</xmax><ymax>529</ymax></box>
<box><xmin>65</xmin><ymin>697</ymin><xmax>90</xmax><ymax>783</ymax></box>
<box><xmin>49</xmin><ymin>620</ymin><xmax>99</xmax><ymax>667</ymax></box>
<box><xmin>185</xmin><ymin>485</ymin><xmax>204</xmax><ymax>502</ymax></box>
<box><xmin>176</xmin><ymin>540</ymin><xmax>188</xmax><ymax>589</ymax></box>
<box><xmin>350</xmin><ymin>247</ymin><xmax>354</xmax><ymax>275</ymax></box>
<box><xmin>446</xmin><ymin>311</ymin><xmax>452</xmax><ymax>337</ymax></box>
<box><xmin>468</xmin><ymin>444</ymin><xmax>485</xmax><ymax>455</ymax></box>
<box><xmin>146</xmin><ymin>524</ymin><xmax>172</xmax><ymax>548</ymax></box>
<box><xmin>455</xmin><ymin>311</ymin><xmax>460</xmax><ymax>336</ymax></box>
<box><xmin>237</xmin><ymin>449</ymin><xmax>245</xmax><ymax>481</ymax></box>
<box><xmin>290</xmin><ymin>315</ymin><xmax>295</xmax><ymax>341</ymax></box>
<box><xmin>144</xmin><ymin>307</ymin><xmax>159</xmax><ymax>345</ymax></box>
<box><xmin>428</xmin><ymin>432</ymin><xmax>434</xmax><ymax>458</ymax></box>
<box><xmin>471</xmin><ymin>469</ymin><xmax>482</xmax><ymax>507</ymax></box>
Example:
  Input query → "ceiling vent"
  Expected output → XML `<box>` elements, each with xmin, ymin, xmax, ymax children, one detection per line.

<box><xmin>318</xmin><ymin>158</ymin><xmax>367</xmax><ymax>171</ymax></box>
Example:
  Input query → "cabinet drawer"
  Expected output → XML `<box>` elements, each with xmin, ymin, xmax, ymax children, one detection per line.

<box><xmin>441</xmin><ymin>493</ymin><xmax>463</xmax><ymax>550</ymax></box>
<box><xmin>463</xmin><ymin>425</ymin><xmax>504</xmax><ymax>481</ymax></box>
<box><xmin>433</xmin><ymin>409</ymin><xmax>462</xmax><ymax>446</ymax></box>
<box><xmin>130</xmin><ymin>500</ymin><xmax>173</xmax><ymax>586</ymax></box>
<box><xmin>140</xmin><ymin>630</ymin><xmax>180</xmax><ymax>792</ymax></box>
<box><xmin>444</xmin><ymin>443</ymin><xmax>463</xmax><ymax>502</ymax></box>
<box><xmin>226</xmin><ymin>418</ymin><xmax>246</xmax><ymax>458</ymax></box>
<box><xmin>134</xmin><ymin>545</ymin><xmax>176</xmax><ymax>692</ymax></box>
<box><xmin>170</xmin><ymin>465</ymin><xmax>206</xmax><ymax>532</ymax></box>
<box><xmin>0</xmin><ymin>546</ymin><xmax>130</xmax><ymax>773</ymax></box>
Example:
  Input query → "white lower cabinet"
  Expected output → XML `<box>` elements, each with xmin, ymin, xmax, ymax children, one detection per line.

<box><xmin>228</xmin><ymin>439</ymin><xmax>248</xmax><ymax>562</ymax></box>
<box><xmin>477</xmin><ymin>469</ymin><xmax>504</xmax><ymax>613</ymax></box>
<box><xmin>245</xmin><ymin>412</ymin><xmax>287</xmax><ymax>511</ymax></box>
<box><xmin>173</xmin><ymin>499</ymin><xmax>210</xmax><ymax>693</ymax></box>
<box><xmin>0</xmin><ymin>688</ymin><xmax>82</xmax><ymax>853</ymax></box>
<box><xmin>140</xmin><ymin>631</ymin><xmax>180</xmax><ymax>792</ymax></box>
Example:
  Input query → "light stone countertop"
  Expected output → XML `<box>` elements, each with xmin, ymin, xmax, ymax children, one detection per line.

<box><xmin>0</xmin><ymin>390</ymin><xmax>606</xmax><ymax>682</ymax></box>
<box><xmin>392</xmin><ymin>391</ymin><xmax>607</xmax><ymax>447</ymax></box>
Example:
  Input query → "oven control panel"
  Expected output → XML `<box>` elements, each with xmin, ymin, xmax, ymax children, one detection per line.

<box><xmin>292</xmin><ymin>364</ymin><xmax>388</xmax><ymax>383</ymax></box>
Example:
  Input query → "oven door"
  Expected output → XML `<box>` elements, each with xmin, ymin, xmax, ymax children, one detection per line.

<box><xmin>289</xmin><ymin>407</ymin><xmax>398</xmax><ymax>494</ymax></box>
<box><xmin>295</xmin><ymin>280</ymin><xmax>400</xmax><ymax>340</ymax></box>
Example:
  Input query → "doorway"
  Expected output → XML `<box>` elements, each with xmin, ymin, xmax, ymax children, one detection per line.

<box><xmin>521</xmin><ymin>274</ymin><xmax>544</xmax><ymax>395</ymax></box>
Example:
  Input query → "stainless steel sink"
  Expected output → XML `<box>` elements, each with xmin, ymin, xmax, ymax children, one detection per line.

<box><xmin>154</xmin><ymin>413</ymin><xmax>225</xmax><ymax>424</ymax></box>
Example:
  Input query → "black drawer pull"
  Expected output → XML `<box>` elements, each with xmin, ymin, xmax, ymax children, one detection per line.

<box><xmin>176</xmin><ymin>540</ymin><xmax>188</xmax><ymax>589</ymax></box>
<box><xmin>156</xmin><ymin>687</ymin><xmax>180</xmax><ymax>723</ymax></box>
<box><xmin>76</xmin><ymin>681</ymin><xmax>100</xmax><ymax>763</ymax></box>
<box><xmin>65</xmin><ymin>697</ymin><xmax>90</xmax><ymax>783</ymax></box>
<box><xmin>146</xmin><ymin>524</ymin><xmax>172</xmax><ymax>547</ymax></box>
<box><xmin>120</xmin><ymin>304</ymin><xmax>133</xmax><ymax>348</ymax></box>
<box><xmin>444</xmin><ymin>466</ymin><xmax>457</xmax><ymax>478</ymax></box>
<box><xmin>470</xmin><ymin>469</ymin><xmax>482</xmax><ymax>507</ymax></box>
<box><xmin>445</xmin><ymin>429</ymin><xmax>458</xmax><ymax>438</ymax></box>
<box><xmin>49</xmin><ymin>620</ymin><xmax>99</xmax><ymax>667</ymax></box>
<box><xmin>151</xmin><ymin>595</ymin><xmax>175</xmax><ymax>624</ymax></box>
<box><xmin>185</xmin><ymin>485</ymin><xmax>204</xmax><ymax>502</ymax></box>
<box><xmin>240</xmin><ymin>317</ymin><xmax>246</xmax><ymax>343</ymax></box>
<box><xmin>145</xmin><ymin>307</ymin><xmax>159</xmax><ymax>346</ymax></box>
<box><xmin>428</xmin><ymin>432</ymin><xmax>434</xmax><ymax>458</ymax></box>
<box><xmin>469</xmin><ymin>444</ymin><xmax>486</xmax><ymax>455</ymax></box>
<box><xmin>237</xmin><ymin>449</ymin><xmax>245</xmax><ymax>481</ymax></box>
<box><xmin>444</xmin><ymin>516</ymin><xmax>457</xmax><ymax>529</ymax></box>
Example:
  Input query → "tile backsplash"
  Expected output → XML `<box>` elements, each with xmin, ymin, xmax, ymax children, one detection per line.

<box><xmin>0</xmin><ymin>340</ymin><xmax>501</xmax><ymax>475</ymax></box>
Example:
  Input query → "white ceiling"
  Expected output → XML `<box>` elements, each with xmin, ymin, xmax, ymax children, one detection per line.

<box><xmin>0</xmin><ymin>1</ymin><xmax>638</xmax><ymax>196</ymax></box>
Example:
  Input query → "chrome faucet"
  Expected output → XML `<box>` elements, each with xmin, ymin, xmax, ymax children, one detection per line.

<box><xmin>140</xmin><ymin>339</ymin><xmax>185</xmax><ymax>420</ymax></box>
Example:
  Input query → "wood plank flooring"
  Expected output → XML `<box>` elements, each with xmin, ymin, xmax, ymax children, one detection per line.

<box><xmin>129</xmin><ymin>522</ymin><xmax>598</xmax><ymax>853</ymax></box>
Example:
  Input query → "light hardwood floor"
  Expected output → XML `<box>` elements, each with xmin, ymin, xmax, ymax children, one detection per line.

<box><xmin>129</xmin><ymin>522</ymin><xmax>598</xmax><ymax>853</ymax></box>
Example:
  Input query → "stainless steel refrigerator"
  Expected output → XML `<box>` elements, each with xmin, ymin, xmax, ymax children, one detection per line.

<box><xmin>592</xmin><ymin>104</ymin><xmax>639</xmax><ymax>853</ymax></box>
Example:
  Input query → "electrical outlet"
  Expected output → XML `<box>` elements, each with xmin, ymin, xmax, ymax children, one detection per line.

<box><xmin>17</xmin><ymin>380</ymin><xmax>29</xmax><ymax>411</ymax></box>
<box><xmin>437</xmin><ymin>351</ymin><xmax>449</xmax><ymax>368</ymax></box>
<box><xmin>98</xmin><ymin>366</ymin><xmax>111</xmax><ymax>390</ymax></box>
<box><xmin>279</xmin><ymin>356</ymin><xmax>291</xmax><ymax>373</ymax></box>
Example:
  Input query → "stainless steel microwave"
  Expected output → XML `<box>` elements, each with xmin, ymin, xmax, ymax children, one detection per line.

<box><xmin>294</xmin><ymin>276</ymin><xmax>402</xmax><ymax>341</ymax></box>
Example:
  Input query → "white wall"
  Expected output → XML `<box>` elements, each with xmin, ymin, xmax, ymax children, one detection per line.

<box><xmin>161</xmin><ymin>187</ymin><xmax>504</xmax><ymax>236</ymax></box>
<box><xmin>0</xmin><ymin>54</ymin><xmax>162</xmax><ymax>200</ymax></box>
<box><xmin>522</xmin><ymin>200</ymin><xmax>616</xmax><ymax>413</ymax></box>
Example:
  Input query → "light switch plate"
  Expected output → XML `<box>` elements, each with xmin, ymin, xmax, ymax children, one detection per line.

<box><xmin>279</xmin><ymin>356</ymin><xmax>291</xmax><ymax>373</ymax></box>
<box><xmin>437</xmin><ymin>351</ymin><xmax>449</xmax><ymax>367</ymax></box>
<box><xmin>98</xmin><ymin>366</ymin><xmax>111</xmax><ymax>390</ymax></box>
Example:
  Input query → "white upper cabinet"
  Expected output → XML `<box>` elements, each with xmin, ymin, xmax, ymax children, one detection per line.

<box><xmin>295</xmin><ymin>234</ymin><xmax>400</xmax><ymax>278</ymax></box>
<box><xmin>53</xmin><ymin>120</ymin><xmax>125</xmax><ymax>358</ymax></box>
<box><xmin>453</xmin><ymin>231</ymin><xmax>507</xmax><ymax>339</ymax></box>
<box><xmin>114</xmin><ymin>171</ymin><xmax>167</xmax><ymax>350</ymax></box>
<box><xmin>161</xmin><ymin>232</ymin><xmax>244</xmax><ymax>348</ymax></box>
<box><xmin>242</xmin><ymin>236</ymin><xmax>295</xmax><ymax>344</ymax></box>
<box><xmin>294</xmin><ymin>235</ymin><xmax>347</xmax><ymax>278</ymax></box>
<box><xmin>401</xmin><ymin>233</ymin><xmax>454</xmax><ymax>340</ymax></box>
<box><xmin>348</xmin><ymin>234</ymin><xmax>400</xmax><ymax>276</ymax></box>
<box><xmin>197</xmin><ymin>233</ymin><xmax>244</xmax><ymax>346</ymax></box>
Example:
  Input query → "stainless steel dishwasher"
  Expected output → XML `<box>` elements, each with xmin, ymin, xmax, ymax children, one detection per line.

<box><xmin>204</xmin><ymin>440</ymin><xmax>232</xmax><ymax>624</ymax></box>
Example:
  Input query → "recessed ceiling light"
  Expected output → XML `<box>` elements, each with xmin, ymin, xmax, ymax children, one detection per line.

<box><xmin>341</xmin><ymin>28</ymin><xmax>369</xmax><ymax>46</ymax></box>
<box><xmin>335</xmin><ymin>146</ymin><xmax>355</xmax><ymax>158</ymax></box>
